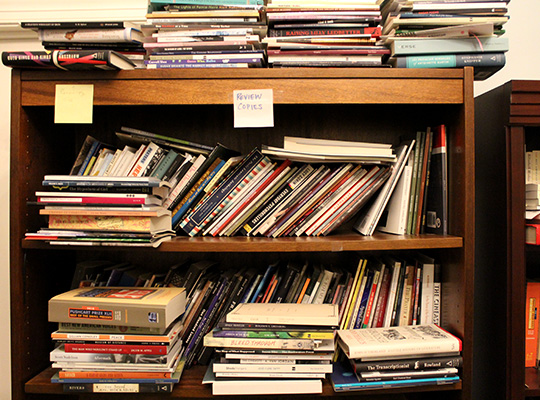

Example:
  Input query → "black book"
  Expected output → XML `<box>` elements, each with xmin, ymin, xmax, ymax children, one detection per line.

<box><xmin>21</xmin><ymin>21</ymin><xmax>142</xmax><ymax>30</ymax></box>
<box><xmin>2</xmin><ymin>50</ymin><xmax>136</xmax><ymax>70</ymax></box>
<box><xmin>168</xmin><ymin>143</ymin><xmax>240</xmax><ymax>214</ymax></box>
<box><xmin>70</xmin><ymin>260</ymin><xmax>113</xmax><ymax>289</ymax></box>
<box><xmin>351</xmin><ymin>354</ymin><xmax>463</xmax><ymax>373</ymax></box>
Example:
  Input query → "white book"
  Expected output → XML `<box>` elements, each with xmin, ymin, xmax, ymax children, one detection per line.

<box><xmin>337</xmin><ymin>324</ymin><xmax>462</xmax><ymax>359</ymax></box>
<box><xmin>382</xmin><ymin>259</ymin><xmax>402</xmax><ymax>328</ymax></box>
<box><xmin>108</xmin><ymin>146</ymin><xmax>137</xmax><ymax>177</ymax></box>
<box><xmin>354</xmin><ymin>140</ymin><xmax>415</xmax><ymax>236</ymax></box>
<box><xmin>120</xmin><ymin>144</ymin><xmax>146</xmax><ymax>177</ymax></box>
<box><xmin>128</xmin><ymin>142</ymin><xmax>161</xmax><ymax>177</ymax></box>
<box><xmin>420</xmin><ymin>262</ymin><xmax>435</xmax><ymax>325</ymax></box>
<box><xmin>215</xmin><ymin>371</ymin><xmax>326</xmax><ymax>378</ymax></box>
<box><xmin>224</xmin><ymin>353</ymin><xmax>334</xmax><ymax>361</ymax></box>
<box><xmin>163</xmin><ymin>154</ymin><xmax>206</xmax><ymax>209</ymax></box>
<box><xmin>376</xmin><ymin>157</ymin><xmax>413</xmax><ymax>235</ymax></box>
<box><xmin>312</xmin><ymin>269</ymin><xmax>335</xmax><ymax>305</ymax></box>
<box><xmin>226</xmin><ymin>303</ymin><xmax>339</xmax><ymax>327</ymax></box>
<box><xmin>212</xmin><ymin>362</ymin><xmax>332</xmax><ymax>373</ymax></box>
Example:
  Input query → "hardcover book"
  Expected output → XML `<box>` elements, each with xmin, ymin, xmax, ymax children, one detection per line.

<box><xmin>1</xmin><ymin>50</ymin><xmax>135</xmax><ymax>70</ymax></box>
<box><xmin>48</xmin><ymin>287</ymin><xmax>186</xmax><ymax>330</ymax></box>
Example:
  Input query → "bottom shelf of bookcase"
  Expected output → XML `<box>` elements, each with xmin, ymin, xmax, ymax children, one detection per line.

<box><xmin>26</xmin><ymin>366</ymin><xmax>462</xmax><ymax>398</ymax></box>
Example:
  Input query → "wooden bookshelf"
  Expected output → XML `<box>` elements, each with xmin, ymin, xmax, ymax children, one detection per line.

<box><xmin>10</xmin><ymin>68</ymin><xmax>475</xmax><ymax>400</ymax></box>
<box><xmin>475</xmin><ymin>80</ymin><xmax>540</xmax><ymax>400</ymax></box>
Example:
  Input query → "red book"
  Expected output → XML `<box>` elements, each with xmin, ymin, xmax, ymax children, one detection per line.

<box><xmin>63</xmin><ymin>342</ymin><xmax>170</xmax><ymax>355</ymax></box>
<box><xmin>526</xmin><ymin>224</ymin><xmax>540</xmax><ymax>245</ymax></box>
<box><xmin>526</xmin><ymin>282</ymin><xmax>540</xmax><ymax>367</ymax></box>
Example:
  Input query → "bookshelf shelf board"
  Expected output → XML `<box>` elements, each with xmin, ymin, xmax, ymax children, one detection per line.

<box><xmin>524</xmin><ymin>368</ymin><xmax>540</xmax><ymax>396</ymax></box>
<box><xmin>26</xmin><ymin>366</ymin><xmax>462</xmax><ymax>398</ymax></box>
<box><xmin>19</xmin><ymin>69</ymin><xmax>464</xmax><ymax>106</ymax></box>
<box><xmin>22</xmin><ymin>234</ymin><xmax>463</xmax><ymax>253</ymax></box>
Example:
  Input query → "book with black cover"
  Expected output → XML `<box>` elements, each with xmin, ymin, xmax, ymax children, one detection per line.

<box><xmin>1</xmin><ymin>50</ymin><xmax>135</xmax><ymax>70</ymax></box>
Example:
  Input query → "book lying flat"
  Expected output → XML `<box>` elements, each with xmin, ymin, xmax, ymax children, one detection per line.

<box><xmin>48</xmin><ymin>287</ymin><xmax>186</xmax><ymax>330</ymax></box>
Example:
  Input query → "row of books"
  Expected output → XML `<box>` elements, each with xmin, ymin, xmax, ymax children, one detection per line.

<box><xmin>48</xmin><ymin>286</ymin><xmax>188</xmax><ymax>393</ymax></box>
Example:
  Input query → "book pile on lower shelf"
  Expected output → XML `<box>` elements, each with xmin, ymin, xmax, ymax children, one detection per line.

<box><xmin>264</xmin><ymin>0</ymin><xmax>389</xmax><ymax>68</ymax></box>
<box><xmin>202</xmin><ymin>303</ymin><xmax>338</xmax><ymax>395</ymax></box>
<box><xmin>143</xmin><ymin>0</ymin><xmax>266</xmax><ymax>68</ymax></box>
<box><xmin>331</xmin><ymin>324</ymin><xmax>462</xmax><ymax>391</ymax></box>
<box><xmin>47</xmin><ymin>286</ymin><xmax>187</xmax><ymax>393</ymax></box>
<box><xmin>379</xmin><ymin>0</ymin><xmax>510</xmax><ymax>80</ymax></box>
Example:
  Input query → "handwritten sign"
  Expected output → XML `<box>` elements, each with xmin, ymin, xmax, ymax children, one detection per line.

<box><xmin>54</xmin><ymin>84</ymin><xmax>94</xmax><ymax>124</ymax></box>
<box><xmin>233</xmin><ymin>89</ymin><xmax>274</xmax><ymax>128</ymax></box>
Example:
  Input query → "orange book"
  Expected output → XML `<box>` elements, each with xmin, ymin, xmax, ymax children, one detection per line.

<box><xmin>296</xmin><ymin>278</ymin><xmax>311</xmax><ymax>304</ymax></box>
<box><xmin>526</xmin><ymin>282</ymin><xmax>540</xmax><ymax>367</ymax></box>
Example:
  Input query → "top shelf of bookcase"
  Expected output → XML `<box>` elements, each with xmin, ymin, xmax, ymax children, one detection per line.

<box><xmin>16</xmin><ymin>68</ymin><xmax>467</xmax><ymax>106</ymax></box>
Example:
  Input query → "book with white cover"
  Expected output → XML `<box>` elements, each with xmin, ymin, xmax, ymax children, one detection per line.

<box><xmin>376</xmin><ymin>155</ymin><xmax>413</xmax><ymax>235</ymax></box>
<box><xmin>337</xmin><ymin>325</ymin><xmax>462</xmax><ymax>360</ymax></box>
<box><xmin>203</xmin><ymin>363</ymin><xmax>323</xmax><ymax>395</ymax></box>
<box><xmin>283</xmin><ymin>136</ymin><xmax>393</xmax><ymax>157</ymax></box>
<box><xmin>226</xmin><ymin>303</ymin><xmax>339</xmax><ymax>327</ymax></box>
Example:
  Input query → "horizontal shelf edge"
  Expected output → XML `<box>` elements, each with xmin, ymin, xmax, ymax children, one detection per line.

<box><xmin>22</xmin><ymin>234</ymin><xmax>463</xmax><ymax>252</ymax></box>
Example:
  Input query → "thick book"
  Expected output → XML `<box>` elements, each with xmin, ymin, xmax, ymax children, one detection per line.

<box><xmin>48</xmin><ymin>287</ymin><xmax>186</xmax><ymax>330</ymax></box>
<box><xmin>46</xmin><ymin>213</ymin><xmax>172</xmax><ymax>234</ymax></box>
<box><xmin>61</xmin><ymin>382</ymin><xmax>175</xmax><ymax>393</ymax></box>
<box><xmin>226</xmin><ymin>303</ymin><xmax>339</xmax><ymax>327</ymax></box>
<box><xmin>1</xmin><ymin>50</ymin><xmax>135</xmax><ymax>70</ymax></box>
<box><xmin>390</xmin><ymin>36</ymin><xmax>509</xmax><ymax>56</ymax></box>
<box><xmin>351</xmin><ymin>354</ymin><xmax>463</xmax><ymax>373</ymax></box>
<box><xmin>337</xmin><ymin>325</ymin><xmax>462</xmax><ymax>360</ymax></box>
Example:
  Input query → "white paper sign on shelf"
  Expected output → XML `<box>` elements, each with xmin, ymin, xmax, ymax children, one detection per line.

<box><xmin>233</xmin><ymin>89</ymin><xmax>274</xmax><ymax>128</ymax></box>
<box><xmin>54</xmin><ymin>84</ymin><xmax>94</xmax><ymax>124</ymax></box>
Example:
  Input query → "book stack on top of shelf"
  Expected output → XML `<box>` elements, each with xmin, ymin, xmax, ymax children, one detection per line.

<box><xmin>4</xmin><ymin>21</ymin><xmax>145</xmax><ymax>70</ymax></box>
<box><xmin>143</xmin><ymin>0</ymin><xmax>266</xmax><ymax>68</ymax></box>
<box><xmin>175</xmin><ymin>137</ymin><xmax>397</xmax><ymax>237</ymax></box>
<box><xmin>332</xmin><ymin>324</ymin><xmax>462</xmax><ymax>391</ymax></box>
<box><xmin>380</xmin><ymin>0</ymin><xmax>510</xmax><ymax>80</ymax></box>
<box><xmin>47</xmin><ymin>286</ymin><xmax>187</xmax><ymax>394</ymax></box>
<box><xmin>264</xmin><ymin>0</ymin><xmax>389</xmax><ymax>67</ymax></box>
<box><xmin>202</xmin><ymin>303</ymin><xmax>338</xmax><ymax>395</ymax></box>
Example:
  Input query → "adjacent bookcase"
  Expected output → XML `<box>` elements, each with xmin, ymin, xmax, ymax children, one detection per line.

<box><xmin>476</xmin><ymin>80</ymin><xmax>540</xmax><ymax>400</ymax></box>
<box><xmin>10</xmin><ymin>68</ymin><xmax>475</xmax><ymax>400</ymax></box>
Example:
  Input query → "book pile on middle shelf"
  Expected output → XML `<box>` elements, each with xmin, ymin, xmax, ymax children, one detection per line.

<box><xmin>332</xmin><ymin>324</ymin><xmax>462</xmax><ymax>391</ymax></box>
<box><xmin>143</xmin><ymin>0</ymin><xmax>267</xmax><ymax>68</ymax></box>
<box><xmin>380</xmin><ymin>0</ymin><xmax>511</xmax><ymax>80</ymax></box>
<box><xmin>202</xmin><ymin>303</ymin><xmax>339</xmax><ymax>395</ymax></box>
<box><xmin>47</xmin><ymin>286</ymin><xmax>187</xmax><ymax>394</ymax></box>
<box><xmin>264</xmin><ymin>0</ymin><xmax>390</xmax><ymax>67</ymax></box>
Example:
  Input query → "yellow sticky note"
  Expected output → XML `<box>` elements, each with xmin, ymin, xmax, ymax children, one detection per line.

<box><xmin>233</xmin><ymin>89</ymin><xmax>274</xmax><ymax>128</ymax></box>
<box><xmin>54</xmin><ymin>84</ymin><xmax>94</xmax><ymax>124</ymax></box>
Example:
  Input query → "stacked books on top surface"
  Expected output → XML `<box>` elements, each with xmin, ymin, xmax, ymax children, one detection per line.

<box><xmin>2</xmin><ymin>21</ymin><xmax>145</xmax><ymax>70</ymax></box>
<box><xmin>48</xmin><ymin>286</ymin><xmax>187</xmax><ymax>393</ymax></box>
<box><xmin>380</xmin><ymin>0</ymin><xmax>510</xmax><ymax>80</ymax></box>
<box><xmin>202</xmin><ymin>303</ymin><xmax>338</xmax><ymax>395</ymax></box>
<box><xmin>264</xmin><ymin>0</ymin><xmax>390</xmax><ymax>67</ymax></box>
<box><xmin>143</xmin><ymin>0</ymin><xmax>266</xmax><ymax>68</ymax></box>
<box><xmin>332</xmin><ymin>324</ymin><xmax>462</xmax><ymax>391</ymax></box>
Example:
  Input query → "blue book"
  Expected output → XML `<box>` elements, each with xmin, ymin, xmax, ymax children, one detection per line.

<box><xmin>248</xmin><ymin>262</ymin><xmax>278</xmax><ymax>303</ymax></box>
<box><xmin>330</xmin><ymin>361</ymin><xmax>460</xmax><ymax>392</ymax></box>
<box><xmin>179</xmin><ymin>148</ymin><xmax>267</xmax><ymax>235</ymax></box>
<box><xmin>354</xmin><ymin>268</ymin><xmax>374</xmax><ymax>329</ymax></box>
<box><xmin>390</xmin><ymin>36</ymin><xmax>509</xmax><ymax>56</ymax></box>
<box><xmin>171</xmin><ymin>159</ymin><xmax>226</xmax><ymax>228</ymax></box>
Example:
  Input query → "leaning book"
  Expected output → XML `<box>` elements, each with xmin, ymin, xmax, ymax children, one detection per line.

<box><xmin>48</xmin><ymin>287</ymin><xmax>186</xmax><ymax>330</ymax></box>
<box><xmin>337</xmin><ymin>325</ymin><xmax>462</xmax><ymax>360</ymax></box>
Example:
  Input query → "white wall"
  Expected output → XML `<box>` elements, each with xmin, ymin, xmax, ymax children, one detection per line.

<box><xmin>0</xmin><ymin>1</ymin><xmax>537</xmax><ymax>399</ymax></box>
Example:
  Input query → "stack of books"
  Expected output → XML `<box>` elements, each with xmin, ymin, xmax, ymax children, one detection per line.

<box><xmin>202</xmin><ymin>303</ymin><xmax>339</xmax><ymax>395</ymax></box>
<box><xmin>332</xmin><ymin>324</ymin><xmax>462</xmax><ymax>391</ymax></box>
<box><xmin>380</xmin><ymin>0</ymin><xmax>510</xmax><ymax>80</ymax></box>
<box><xmin>143</xmin><ymin>0</ymin><xmax>266</xmax><ymax>68</ymax></box>
<box><xmin>12</xmin><ymin>21</ymin><xmax>145</xmax><ymax>69</ymax></box>
<box><xmin>175</xmin><ymin>137</ymin><xmax>397</xmax><ymax>237</ymax></box>
<box><xmin>47</xmin><ymin>286</ymin><xmax>187</xmax><ymax>394</ymax></box>
<box><xmin>28</xmin><ymin>175</ymin><xmax>174</xmax><ymax>247</ymax></box>
<box><xmin>264</xmin><ymin>0</ymin><xmax>389</xmax><ymax>67</ymax></box>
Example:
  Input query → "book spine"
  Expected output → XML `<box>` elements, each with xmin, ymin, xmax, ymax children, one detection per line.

<box><xmin>352</xmin><ymin>355</ymin><xmax>463</xmax><ymax>373</ymax></box>
<box><xmin>269</xmin><ymin>26</ymin><xmax>381</xmax><ymax>37</ymax></box>
<box><xmin>204</xmin><ymin>335</ymin><xmax>317</xmax><ymax>350</ymax></box>
<box><xmin>38</xmin><ymin>28</ymin><xmax>140</xmax><ymax>43</ymax></box>
<box><xmin>63</xmin><ymin>343</ymin><xmax>169</xmax><ymax>354</ymax></box>
<box><xmin>62</xmin><ymin>382</ymin><xmax>173</xmax><ymax>393</ymax></box>
<box><xmin>391</xmin><ymin>37</ymin><xmax>509</xmax><ymax>56</ymax></box>
<box><xmin>151</xmin><ymin>0</ymin><xmax>263</xmax><ymax>5</ymax></box>
<box><xmin>58</xmin><ymin>370</ymin><xmax>173</xmax><ymax>379</ymax></box>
